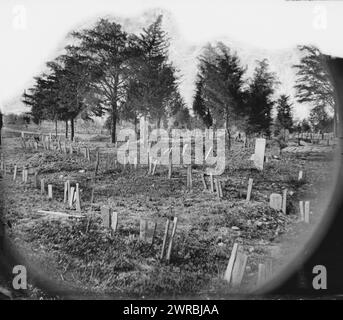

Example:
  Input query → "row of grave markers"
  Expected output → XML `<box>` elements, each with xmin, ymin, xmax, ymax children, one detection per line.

<box><xmin>100</xmin><ymin>206</ymin><xmax>178</xmax><ymax>262</ymax></box>
<box><xmin>10</xmin><ymin>162</ymin><xmax>83</xmax><ymax>213</ymax></box>
<box><xmin>224</xmin><ymin>242</ymin><xmax>274</xmax><ymax>288</ymax></box>
<box><xmin>100</xmin><ymin>205</ymin><xmax>272</xmax><ymax>287</ymax></box>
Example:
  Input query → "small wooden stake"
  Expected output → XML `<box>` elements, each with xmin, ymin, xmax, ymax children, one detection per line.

<box><xmin>218</xmin><ymin>180</ymin><xmax>223</xmax><ymax>198</ymax></box>
<box><xmin>41</xmin><ymin>179</ymin><xmax>45</xmax><ymax>195</ymax></box>
<box><xmin>246</xmin><ymin>178</ymin><xmax>253</xmax><ymax>201</ymax></box>
<box><xmin>231</xmin><ymin>251</ymin><xmax>248</xmax><ymax>288</ymax></box>
<box><xmin>13</xmin><ymin>165</ymin><xmax>17</xmax><ymax>181</ymax></box>
<box><xmin>160</xmin><ymin>219</ymin><xmax>170</xmax><ymax>260</ymax></box>
<box><xmin>166</xmin><ymin>217</ymin><xmax>178</xmax><ymax>262</ymax></box>
<box><xmin>111</xmin><ymin>211</ymin><xmax>118</xmax><ymax>232</ymax></box>
<box><xmin>63</xmin><ymin>181</ymin><xmax>68</xmax><ymax>203</ymax></box>
<box><xmin>224</xmin><ymin>243</ymin><xmax>239</xmax><ymax>283</ymax></box>
<box><xmin>48</xmin><ymin>184</ymin><xmax>53</xmax><ymax>199</ymax></box>
<box><xmin>282</xmin><ymin>189</ymin><xmax>287</xmax><ymax>214</ymax></box>
<box><xmin>299</xmin><ymin>201</ymin><xmax>304</xmax><ymax>221</ymax></box>
<box><xmin>210</xmin><ymin>173</ymin><xmax>214</xmax><ymax>193</ymax></box>
<box><xmin>90</xmin><ymin>188</ymin><xmax>95</xmax><ymax>204</ymax></box>
<box><xmin>304</xmin><ymin>201</ymin><xmax>310</xmax><ymax>223</ymax></box>
<box><xmin>75</xmin><ymin>183</ymin><xmax>81</xmax><ymax>212</ymax></box>
<box><xmin>152</xmin><ymin>160</ymin><xmax>158</xmax><ymax>175</ymax></box>
<box><xmin>69</xmin><ymin>187</ymin><xmax>75</xmax><ymax>208</ymax></box>
<box><xmin>201</xmin><ymin>174</ymin><xmax>207</xmax><ymax>191</ymax></box>
<box><xmin>168</xmin><ymin>158</ymin><xmax>172</xmax><ymax>179</ymax></box>
<box><xmin>34</xmin><ymin>171</ymin><xmax>38</xmax><ymax>188</ymax></box>
<box><xmin>187</xmin><ymin>165</ymin><xmax>192</xmax><ymax>190</ymax></box>
<box><xmin>298</xmin><ymin>170</ymin><xmax>303</xmax><ymax>181</ymax></box>
<box><xmin>140</xmin><ymin>219</ymin><xmax>147</xmax><ymax>241</ymax></box>
<box><xmin>94</xmin><ymin>151</ymin><xmax>100</xmax><ymax>177</ymax></box>
<box><xmin>215</xmin><ymin>179</ymin><xmax>221</xmax><ymax>200</ymax></box>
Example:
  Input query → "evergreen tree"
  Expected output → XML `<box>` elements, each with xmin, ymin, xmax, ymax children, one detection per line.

<box><xmin>274</xmin><ymin>94</ymin><xmax>293</xmax><ymax>136</ymax></box>
<box><xmin>194</xmin><ymin>43</ymin><xmax>246</xmax><ymax>147</ymax></box>
<box><xmin>192</xmin><ymin>79</ymin><xmax>212</xmax><ymax>129</ymax></box>
<box><xmin>126</xmin><ymin>15</ymin><xmax>177</xmax><ymax>127</ymax></box>
<box><xmin>70</xmin><ymin>19</ymin><xmax>135</xmax><ymax>143</ymax></box>
<box><xmin>293</xmin><ymin>45</ymin><xmax>337</xmax><ymax>135</ymax></box>
<box><xmin>247</xmin><ymin>59</ymin><xmax>278</xmax><ymax>137</ymax></box>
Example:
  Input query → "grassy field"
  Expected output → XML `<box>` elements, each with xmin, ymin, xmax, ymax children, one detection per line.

<box><xmin>0</xmin><ymin>128</ymin><xmax>338</xmax><ymax>299</ymax></box>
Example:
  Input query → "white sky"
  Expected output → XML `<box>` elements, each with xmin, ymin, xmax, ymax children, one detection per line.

<box><xmin>1</xmin><ymin>0</ymin><xmax>343</xmax><ymax>115</ymax></box>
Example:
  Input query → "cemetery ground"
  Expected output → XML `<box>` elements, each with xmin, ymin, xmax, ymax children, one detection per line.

<box><xmin>0</xmin><ymin>129</ymin><xmax>337</xmax><ymax>299</ymax></box>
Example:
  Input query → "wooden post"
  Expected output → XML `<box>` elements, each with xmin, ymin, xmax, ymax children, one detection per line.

<box><xmin>246</xmin><ymin>178</ymin><xmax>253</xmax><ymax>201</ymax></box>
<box><xmin>215</xmin><ymin>178</ymin><xmax>221</xmax><ymax>200</ymax></box>
<box><xmin>168</xmin><ymin>158</ymin><xmax>172</xmax><ymax>179</ymax></box>
<box><xmin>140</xmin><ymin>219</ymin><xmax>147</xmax><ymax>242</ymax></box>
<box><xmin>304</xmin><ymin>201</ymin><xmax>310</xmax><ymax>223</ymax></box>
<box><xmin>90</xmin><ymin>188</ymin><xmax>95</xmax><ymax>204</ymax></box>
<box><xmin>298</xmin><ymin>170</ymin><xmax>303</xmax><ymax>181</ymax></box>
<box><xmin>282</xmin><ymin>189</ymin><xmax>287</xmax><ymax>214</ymax></box>
<box><xmin>94</xmin><ymin>151</ymin><xmax>100</xmax><ymax>177</ymax></box>
<box><xmin>63</xmin><ymin>181</ymin><xmax>68</xmax><ymax>203</ymax></box>
<box><xmin>231</xmin><ymin>251</ymin><xmax>248</xmax><ymax>288</ymax></box>
<box><xmin>299</xmin><ymin>201</ymin><xmax>304</xmax><ymax>221</ymax></box>
<box><xmin>218</xmin><ymin>180</ymin><xmax>223</xmax><ymax>198</ymax></box>
<box><xmin>75</xmin><ymin>183</ymin><xmax>81</xmax><ymax>212</ymax></box>
<box><xmin>224</xmin><ymin>243</ymin><xmax>238</xmax><ymax>283</ymax></box>
<box><xmin>34</xmin><ymin>171</ymin><xmax>38</xmax><ymax>188</ymax></box>
<box><xmin>24</xmin><ymin>169</ymin><xmax>28</xmax><ymax>183</ymax></box>
<box><xmin>111</xmin><ymin>211</ymin><xmax>118</xmax><ymax>232</ymax></box>
<box><xmin>48</xmin><ymin>185</ymin><xmax>53</xmax><ymax>199</ymax></box>
<box><xmin>41</xmin><ymin>179</ymin><xmax>45</xmax><ymax>195</ymax></box>
<box><xmin>160</xmin><ymin>219</ymin><xmax>170</xmax><ymax>260</ymax></box>
<box><xmin>201</xmin><ymin>174</ymin><xmax>207</xmax><ymax>191</ymax></box>
<box><xmin>210</xmin><ymin>173</ymin><xmax>214</xmax><ymax>193</ymax></box>
<box><xmin>166</xmin><ymin>217</ymin><xmax>178</xmax><ymax>262</ymax></box>
<box><xmin>13</xmin><ymin>165</ymin><xmax>17</xmax><ymax>181</ymax></box>
<box><xmin>187</xmin><ymin>165</ymin><xmax>192</xmax><ymax>190</ymax></box>
<box><xmin>22</xmin><ymin>166</ymin><xmax>25</xmax><ymax>182</ymax></box>
<box><xmin>69</xmin><ymin>187</ymin><xmax>75</xmax><ymax>208</ymax></box>
<box><xmin>152</xmin><ymin>160</ymin><xmax>158</xmax><ymax>175</ymax></box>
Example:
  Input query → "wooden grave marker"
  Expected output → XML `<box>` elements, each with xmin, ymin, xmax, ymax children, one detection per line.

<box><xmin>111</xmin><ymin>211</ymin><xmax>118</xmax><ymax>232</ymax></box>
<box><xmin>210</xmin><ymin>173</ymin><xmax>214</xmax><ymax>193</ymax></box>
<box><xmin>41</xmin><ymin>179</ymin><xmax>45</xmax><ymax>195</ymax></box>
<box><xmin>246</xmin><ymin>178</ymin><xmax>253</xmax><ymax>202</ymax></box>
<box><xmin>304</xmin><ymin>201</ymin><xmax>310</xmax><ymax>223</ymax></box>
<box><xmin>282</xmin><ymin>189</ymin><xmax>287</xmax><ymax>214</ymax></box>
<box><xmin>13</xmin><ymin>165</ymin><xmax>17</xmax><ymax>181</ymax></box>
<box><xmin>160</xmin><ymin>219</ymin><xmax>170</xmax><ymax>260</ymax></box>
<box><xmin>224</xmin><ymin>243</ymin><xmax>238</xmax><ymax>283</ymax></box>
<box><xmin>166</xmin><ymin>217</ymin><xmax>178</xmax><ymax>262</ymax></box>
<box><xmin>75</xmin><ymin>183</ymin><xmax>81</xmax><ymax>212</ymax></box>
<box><xmin>100</xmin><ymin>206</ymin><xmax>111</xmax><ymax>228</ymax></box>
<box><xmin>299</xmin><ymin>201</ymin><xmax>304</xmax><ymax>221</ymax></box>
<box><xmin>48</xmin><ymin>184</ymin><xmax>53</xmax><ymax>199</ymax></box>
<box><xmin>201</xmin><ymin>173</ymin><xmax>207</xmax><ymax>191</ymax></box>
<box><xmin>231</xmin><ymin>247</ymin><xmax>248</xmax><ymax>288</ymax></box>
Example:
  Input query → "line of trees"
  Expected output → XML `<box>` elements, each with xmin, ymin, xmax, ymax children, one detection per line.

<box><xmin>192</xmin><ymin>42</ymin><xmax>336</xmax><ymax>144</ymax></box>
<box><xmin>22</xmin><ymin>15</ymin><xmax>189</xmax><ymax>142</ymax></box>
<box><xmin>192</xmin><ymin>43</ymin><xmax>282</xmax><ymax>145</ymax></box>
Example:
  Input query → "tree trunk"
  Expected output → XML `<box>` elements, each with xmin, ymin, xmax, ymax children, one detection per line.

<box><xmin>65</xmin><ymin>120</ymin><xmax>68</xmax><ymax>139</ymax></box>
<box><xmin>55</xmin><ymin>119</ymin><xmax>58</xmax><ymax>138</ymax></box>
<box><xmin>111</xmin><ymin>104</ymin><xmax>117</xmax><ymax>144</ymax></box>
<box><xmin>71</xmin><ymin>118</ymin><xmax>75</xmax><ymax>142</ymax></box>
<box><xmin>225</xmin><ymin>111</ymin><xmax>231</xmax><ymax>150</ymax></box>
